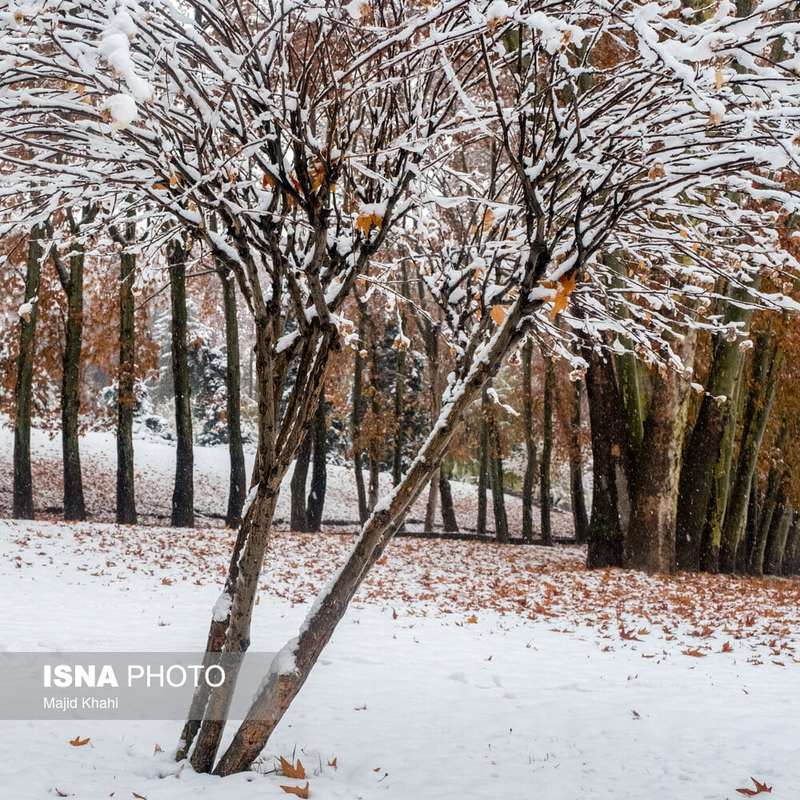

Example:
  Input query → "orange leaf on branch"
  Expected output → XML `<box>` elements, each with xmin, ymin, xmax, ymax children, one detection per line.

<box><xmin>550</xmin><ymin>272</ymin><xmax>577</xmax><ymax>319</ymax></box>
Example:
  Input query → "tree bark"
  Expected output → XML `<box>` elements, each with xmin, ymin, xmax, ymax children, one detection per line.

<box><xmin>116</xmin><ymin>217</ymin><xmax>137</xmax><ymax>524</ymax></box>
<box><xmin>487</xmin><ymin>394</ymin><xmax>508</xmax><ymax>543</ymax></box>
<box><xmin>290</xmin><ymin>430</ymin><xmax>312</xmax><ymax>531</ymax></box>
<box><xmin>306</xmin><ymin>393</ymin><xmax>328</xmax><ymax>532</ymax></box>
<box><xmin>585</xmin><ymin>350</ymin><xmax>627</xmax><ymax>568</ymax></box>
<box><xmin>568</xmin><ymin>379</ymin><xmax>589</xmax><ymax>544</ymax></box>
<box><xmin>168</xmin><ymin>240</ymin><xmax>194</xmax><ymax>528</ymax></box>
<box><xmin>782</xmin><ymin>512</ymin><xmax>800</xmax><ymax>576</ymax></box>
<box><xmin>219</xmin><ymin>267</ymin><xmax>246</xmax><ymax>528</ymax></box>
<box><xmin>626</xmin><ymin>336</ymin><xmax>695</xmax><ymax>574</ymax></box>
<box><xmin>55</xmin><ymin>240</ymin><xmax>87</xmax><ymax>521</ymax></box>
<box><xmin>351</xmin><ymin>322</ymin><xmax>368</xmax><ymax>524</ymax></box>
<box><xmin>764</xmin><ymin>502</ymin><xmax>792</xmax><ymax>576</ymax></box>
<box><xmin>539</xmin><ymin>352</ymin><xmax>554</xmax><ymax>546</ymax></box>
<box><xmin>476</xmin><ymin>389</ymin><xmax>490</xmax><ymax>535</ymax></box>
<box><xmin>13</xmin><ymin>224</ymin><xmax>44</xmax><ymax>520</ymax></box>
<box><xmin>719</xmin><ymin>331</ymin><xmax>782</xmax><ymax>572</ymax></box>
<box><xmin>676</xmin><ymin>286</ymin><xmax>753</xmax><ymax>571</ymax></box>
<box><xmin>521</xmin><ymin>338</ymin><xmax>537</xmax><ymax>543</ymax></box>
<box><xmin>439</xmin><ymin>461</ymin><xmax>459</xmax><ymax>532</ymax></box>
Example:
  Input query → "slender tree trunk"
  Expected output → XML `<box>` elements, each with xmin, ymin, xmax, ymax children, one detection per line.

<box><xmin>306</xmin><ymin>393</ymin><xmax>327</xmax><ymax>532</ymax></box>
<box><xmin>439</xmin><ymin>461</ymin><xmax>459</xmax><ymax>532</ymax></box>
<box><xmin>392</xmin><ymin>339</ymin><xmax>406</xmax><ymax>487</ymax></box>
<box><xmin>13</xmin><ymin>225</ymin><xmax>43</xmax><ymax>520</ymax></box>
<box><xmin>219</xmin><ymin>267</ymin><xmax>246</xmax><ymax>528</ymax></box>
<box><xmin>626</xmin><ymin>334</ymin><xmax>696</xmax><ymax>574</ymax></box>
<box><xmin>290</xmin><ymin>430</ymin><xmax>312</xmax><ymax>531</ymax></box>
<box><xmin>476</xmin><ymin>388</ymin><xmax>490</xmax><ymax>535</ymax></box>
<box><xmin>487</xmin><ymin>389</ymin><xmax>509</xmax><ymax>543</ymax></box>
<box><xmin>423</xmin><ymin>322</ymin><xmax>442</xmax><ymax>531</ymax></box>
<box><xmin>539</xmin><ymin>352</ymin><xmax>554</xmax><ymax>546</ymax></box>
<box><xmin>366</xmin><ymin>318</ymin><xmax>381</xmax><ymax>513</ymax></box>
<box><xmin>749</xmin><ymin>423</ymin><xmax>787</xmax><ymax>575</ymax></box>
<box><xmin>521</xmin><ymin>338</ymin><xmax>537</xmax><ymax>543</ymax></box>
<box><xmin>568</xmin><ymin>379</ymin><xmax>589</xmax><ymax>544</ymax></box>
<box><xmin>59</xmin><ymin>244</ymin><xmax>86</xmax><ymax>520</ymax></box>
<box><xmin>719</xmin><ymin>331</ymin><xmax>783</xmax><ymax>572</ymax></box>
<box><xmin>116</xmin><ymin>217</ymin><xmax>137</xmax><ymax>524</ymax></box>
<box><xmin>168</xmin><ymin>241</ymin><xmax>194</xmax><ymax>528</ymax></box>
<box><xmin>351</xmin><ymin>330</ymin><xmax>368</xmax><ymax>524</ymax></box>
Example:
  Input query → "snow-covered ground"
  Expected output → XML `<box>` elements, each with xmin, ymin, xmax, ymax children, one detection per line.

<box><xmin>1</xmin><ymin>422</ymin><xmax>798</xmax><ymax>798</ymax></box>
<box><xmin>0</xmin><ymin>421</ymin><xmax>574</xmax><ymax>536</ymax></box>
<box><xmin>1</xmin><ymin>515</ymin><xmax>799</xmax><ymax>799</ymax></box>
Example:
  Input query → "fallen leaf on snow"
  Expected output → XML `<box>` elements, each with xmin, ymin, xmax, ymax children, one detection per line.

<box><xmin>280</xmin><ymin>782</ymin><xmax>309</xmax><ymax>798</ymax></box>
<box><xmin>279</xmin><ymin>756</ymin><xmax>306</xmax><ymax>779</ymax></box>
<box><xmin>68</xmin><ymin>736</ymin><xmax>91</xmax><ymax>747</ymax></box>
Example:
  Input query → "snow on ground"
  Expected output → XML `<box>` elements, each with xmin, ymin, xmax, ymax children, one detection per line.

<box><xmin>1</xmin><ymin>516</ymin><xmax>799</xmax><ymax>799</ymax></box>
<box><xmin>0</xmin><ymin>421</ymin><xmax>573</xmax><ymax>536</ymax></box>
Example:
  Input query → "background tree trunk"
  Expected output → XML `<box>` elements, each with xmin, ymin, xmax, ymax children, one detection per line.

<box><xmin>487</xmin><ymin>387</ymin><xmax>509</xmax><ymax>543</ymax></box>
<box><xmin>306</xmin><ymin>393</ymin><xmax>328</xmax><ymax>532</ymax></box>
<box><xmin>56</xmin><ymin>242</ymin><xmax>86</xmax><ymax>521</ymax></box>
<box><xmin>13</xmin><ymin>224</ymin><xmax>44</xmax><ymax>520</ymax></box>
<box><xmin>290</xmin><ymin>431</ymin><xmax>312</xmax><ymax>531</ymax></box>
<box><xmin>764</xmin><ymin>502</ymin><xmax>792</xmax><ymax>576</ymax></box>
<box><xmin>351</xmin><ymin>322</ymin><xmax>368</xmax><ymax>524</ymax></box>
<box><xmin>476</xmin><ymin>388</ymin><xmax>489</xmax><ymax>535</ymax></box>
<box><xmin>168</xmin><ymin>241</ymin><xmax>194</xmax><ymax>528</ymax></box>
<box><xmin>539</xmin><ymin>352</ymin><xmax>554</xmax><ymax>546</ymax></box>
<box><xmin>219</xmin><ymin>267</ymin><xmax>246</xmax><ymax>528</ymax></box>
<box><xmin>439</xmin><ymin>461</ymin><xmax>459</xmax><ymax>532</ymax></box>
<box><xmin>568</xmin><ymin>379</ymin><xmax>589</xmax><ymax>544</ymax></box>
<box><xmin>719</xmin><ymin>331</ymin><xmax>782</xmax><ymax>572</ymax></box>
<box><xmin>116</xmin><ymin>218</ymin><xmax>137</xmax><ymax>524</ymax></box>
<box><xmin>521</xmin><ymin>339</ymin><xmax>537</xmax><ymax>542</ymax></box>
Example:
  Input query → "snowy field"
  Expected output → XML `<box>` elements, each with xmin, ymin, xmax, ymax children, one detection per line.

<box><xmin>0</xmin><ymin>422</ymin><xmax>574</xmax><ymax>536</ymax></box>
<box><xmin>1</xmin><ymin>512</ymin><xmax>799</xmax><ymax>799</ymax></box>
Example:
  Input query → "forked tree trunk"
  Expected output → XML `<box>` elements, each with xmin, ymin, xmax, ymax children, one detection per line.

<box><xmin>219</xmin><ymin>267</ymin><xmax>246</xmax><ymax>528</ymax></box>
<box><xmin>306</xmin><ymin>393</ymin><xmax>328</xmax><ymax>532</ymax></box>
<box><xmin>626</xmin><ymin>332</ymin><xmax>696</xmax><ymax>573</ymax></box>
<box><xmin>539</xmin><ymin>351</ymin><xmax>554</xmax><ymax>546</ymax></box>
<box><xmin>521</xmin><ymin>338</ymin><xmax>536</xmax><ymax>543</ymax></box>
<box><xmin>13</xmin><ymin>224</ymin><xmax>44</xmax><ymax>520</ymax></box>
<box><xmin>568</xmin><ymin>379</ymin><xmax>589</xmax><ymax>544</ymax></box>
<box><xmin>212</xmin><ymin>288</ymin><xmax>537</xmax><ymax>776</ymax></box>
<box><xmin>168</xmin><ymin>241</ymin><xmax>194</xmax><ymax>528</ymax></box>
<box><xmin>56</xmin><ymin>242</ymin><xmax>87</xmax><ymax>521</ymax></box>
<box><xmin>178</xmin><ymin>323</ymin><xmax>337</xmax><ymax>773</ymax></box>
<box><xmin>116</xmin><ymin>218</ymin><xmax>137</xmax><ymax>524</ymax></box>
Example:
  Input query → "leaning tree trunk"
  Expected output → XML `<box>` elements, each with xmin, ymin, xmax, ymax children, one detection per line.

<box><xmin>626</xmin><ymin>334</ymin><xmax>696</xmax><ymax>574</ymax></box>
<box><xmin>57</xmin><ymin>241</ymin><xmax>87</xmax><ymax>521</ymax></box>
<box><xmin>719</xmin><ymin>330</ymin><xmax>783</xmax><ymax>572</ymax></box>
<box><xmin>568</xmin><ymin>378</ymin><xmax>589</xmax><ymax>544</ymax></box>
<box><xmin>306</xmin><ymin>393</ymin><xmax>328</xmax><ymax>532</ymax></box>
<box><xmin>219</xmin><ymin>266</ymin><xmax>246</xmax><ymax>528</ymax></box>
<box><xmin>168</xmin><ymin>241</ymin><xmax>194</xmax><ymax>529</ymax></box>
<box><xmin>539</xmin><ymin>351</ymin><xmax>554</xmax><ymax>546</ymax></box>
<box><xmin>521</xmin><ymin>338</ymin><xmax>537</xmax><ymax>543</ymax></box>
<box><xmin>116</xmin><ymin>218</ymin><xmax>137</xmax><ymax>524</ymax></box>
<box><xmin>212</xmin><ymin>288</ymin><xmax>537</xmax><ymax>776</ymax></box>
<box><xmin>13</xmin><ymin>224</ymin><xmax>44</xmax><ymax>520</ymax></box>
